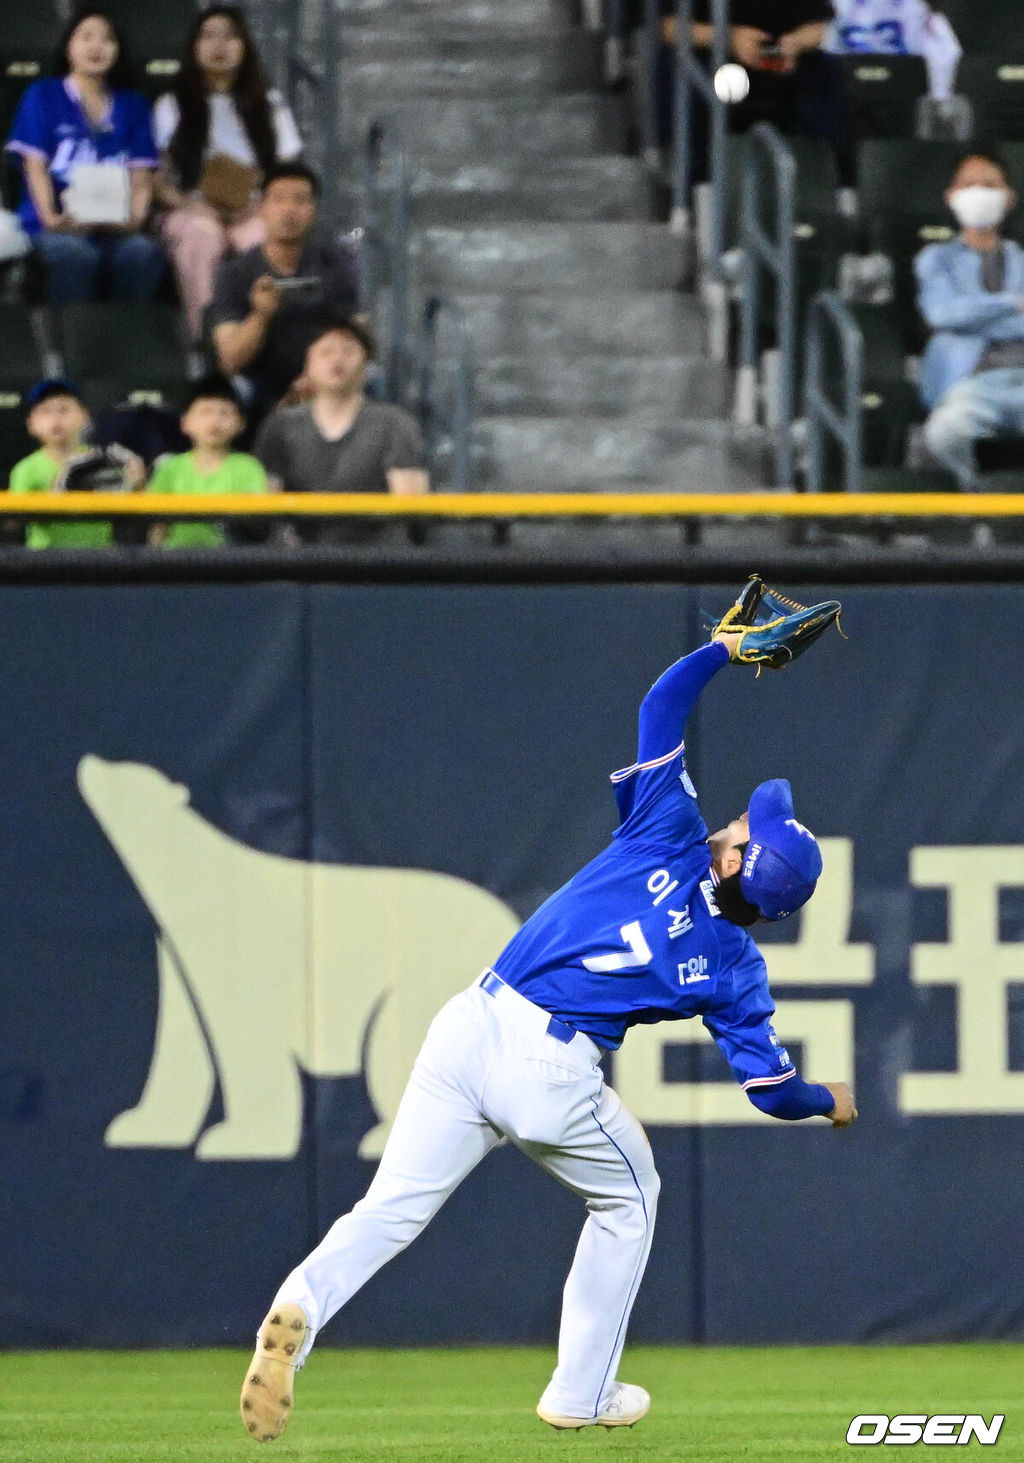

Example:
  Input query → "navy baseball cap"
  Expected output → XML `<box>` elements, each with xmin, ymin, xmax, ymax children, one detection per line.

<box><xmin>25</xmin><ymin>378</ymin><xmax>84</xmax><ymax>411</ymax></box>
<box><xmin>740</xmin><ymin>778</ymin><xmax>823</xmax><ymax>920</ymax></box>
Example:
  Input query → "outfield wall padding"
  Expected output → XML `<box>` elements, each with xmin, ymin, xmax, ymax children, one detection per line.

<box><xmin>2</xmin><ymin>583</ymin><xmax>1023</xmax><ymax>1347</ymax></box>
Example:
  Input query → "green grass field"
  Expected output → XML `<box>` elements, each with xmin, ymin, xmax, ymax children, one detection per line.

<box><xmin>3</xmin><ymin>1345</ymin><xmax>1022</xmax><ymax>1461</ymax></box>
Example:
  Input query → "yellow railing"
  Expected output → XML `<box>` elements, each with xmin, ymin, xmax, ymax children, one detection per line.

<box><xmin>2</xmin><ymin>491</ymin><xmax>1024</xmax><ymax>517</ymax></box>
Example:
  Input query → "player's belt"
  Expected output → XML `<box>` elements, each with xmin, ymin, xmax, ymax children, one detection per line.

<box><xmin>479</xmin><ymin>969</ymin><xmax>578</xmax><ymax>1046</ymax></box>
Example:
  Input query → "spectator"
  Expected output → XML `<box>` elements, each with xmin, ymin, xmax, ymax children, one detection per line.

<box><xmin>209</xmin><ymin>162</ymin><xmax>360</xmax><ymax>418</ymax></box>
<box><xmin>147</xmin><ymin>373</ymin><xmax>267</xmax><ymax>546</ymax></box>
<box><xmin>253</xmin><ymin>318</ymin><xmax>427</xmax><ymax>543</ymax></box>
<box><xmin>826</xmin><ymin>0</ymin><xmax>962</xmax><ymax>103</ymax></box>
<box><xmin>154</xmin><ymin>5</ymin><xmax>303</xmax><ymax>347</ymax></box>
<box><xmin>9</xmin><ymin>378</ymin><xmax>143</xmax><ymax>547</ymax></box>
<box><xmin>661</xmin><ymin>0</ymin><xmax>844</xmax><ymax>174</ymax></box>
<box><xmin>916</xmin><ymin>150</ymin><xmax>1024</xmax><ymax>489</ymax></box>
<box><xmin>5</xmin><ymin>6</ymin><xmax>165</xmax><ymax>305</ymax></box>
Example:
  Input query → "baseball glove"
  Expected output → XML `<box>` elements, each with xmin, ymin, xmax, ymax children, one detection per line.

<box><xmin>703</xmin><ymin>575</ymin><xmax>844</xmax><ymax>671</ymax></box>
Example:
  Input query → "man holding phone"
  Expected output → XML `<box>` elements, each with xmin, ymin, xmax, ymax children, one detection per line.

<box><xmin>662</xmin><ymin>0</ymin><xmax>842</xmax><ymax>163</ymax></box>
<box><xmin>210</xmin><ymin>161</ymin><xmax>360</xmax><ymax>420</ymax></box>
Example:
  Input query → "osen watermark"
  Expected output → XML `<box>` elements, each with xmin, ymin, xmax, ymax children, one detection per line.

<box><xmin>847</xmin><ymin>1415</ymin><xmax>1005</xmax><ymax>1446</ymax></box>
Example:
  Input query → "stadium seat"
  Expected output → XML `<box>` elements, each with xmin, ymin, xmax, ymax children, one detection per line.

<box><xmin>104</xmin><ymin>0</ymin><xmax>200</xmax><ymax>96</ymax></box>
<box><xmin>0</xmin><ymin>3</ymin><xmax>63</xmax><ymax>203</ymax></box>
<box><xmin>811</xmin><ymin>303</ymin><xmax>922</xmax><ymax>488</ymax></box>
<box><xmin>932</xmin><ymin>0</ymin><xmax>1023</xmax><ymax>60</ymax></box>
<box><xmin>57</xmin><ymin>302</ymin><xmax>188</xmax><ymax>415</ymax></box>
<box><xmin>958</xmin><ymin>56</ymin><xmax>1024</xmax><ymax>140</ymax></box>
<box><xmin>838</xmin><ymin>54</ymin><xmax>929</xmax><ymax>139</ymax></box>
<box><xmin>854</xmin><ymin>141</ymin><xmax>962</xmax><ymax>349</ymax></box>
<box><xmin>856</xmin><ymin>139</ymin><xmax>963</xmax><ymax>218</ymax></box>
<box><xmin>0</xmin><ymin>0</ymin><xmax>62</xmax><ymax>59</ymax></box>
<box><xmin>0</xmin><ymin>303</ymin><xmax>46</xmax><ymax>382</ymax></box>
<box><xmin>0</xmin><ymin>305</ymin><xmax>46</xmax><ymax>481</ymax></box>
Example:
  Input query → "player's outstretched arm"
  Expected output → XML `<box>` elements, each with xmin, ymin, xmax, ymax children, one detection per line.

<box><xmin>636</xmin><ymin>640</ymin><xmax>731</xmax><ymax>763</ymax></box>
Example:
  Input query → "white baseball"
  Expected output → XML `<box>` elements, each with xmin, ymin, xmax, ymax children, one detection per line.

<box><xmin>713</xmin><ymin>63</ymin><xmax>751</xmax><ymax>104</ymax></box>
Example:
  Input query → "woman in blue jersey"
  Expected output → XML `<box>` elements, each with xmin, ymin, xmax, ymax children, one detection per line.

<box><xmin>5</xmin><ymin>6</ymin><xmax>166</xmax><ymax>304</ymax></box>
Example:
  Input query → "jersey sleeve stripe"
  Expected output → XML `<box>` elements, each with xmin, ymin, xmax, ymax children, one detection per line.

<box><xmin>610</xmin><ymin>738</ymin><xmax>686</xmax><ymax>784</ymax></box>
<box><xmin>5</xmin><ymin>141</ymin><xmax>48</xmax><ymax>159</ymax></box>
<box><xmin>741</xmin><ymin>1068</ymin><xmax>797</xmax><ymax>1091</ymax></box>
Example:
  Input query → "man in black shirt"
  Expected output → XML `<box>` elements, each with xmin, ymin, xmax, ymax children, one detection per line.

<box><xmin>210</xmin><ymin>162</ymin><xmax>360</xmax><ymax>419</ymax></box>
<box><xmin>661</xmin><ymin>0</ymin><xmax>844</xmax><ymax>173</ymax></box>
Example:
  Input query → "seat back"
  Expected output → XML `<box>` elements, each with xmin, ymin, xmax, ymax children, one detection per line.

<box><xmin>856</xmin><ymin>139</ymin><xmax>964</xmax><ymax>217</ymax></box>
<box><xmin>838</xmin><ymin>53</ymin><xmax>928</xmax><ymax>139</ymax></box>
<box><xmin>58</xmin><ymin>302</ymin><xmax>187</xmax><ymax>415</ymax></box>
<box><xmin>932</xmin><ymin>0</ymin><xmax>1023</xmax><ymax>59</ymax></box>
<box><xmin>104</xmin><ymin>0</ymin><xmax>200</xmax><ymax>97</ymax></box>
<box><xmin>959</xmin><ymin>56</ymin><xmax>1024</xmax><ymax>140</ymax></box>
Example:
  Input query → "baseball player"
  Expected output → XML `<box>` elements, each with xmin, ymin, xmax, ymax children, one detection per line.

<box><xmin>241</xmin><ymin>586</ymin><xmax>855</xmax><ymax>1443</ymax></box>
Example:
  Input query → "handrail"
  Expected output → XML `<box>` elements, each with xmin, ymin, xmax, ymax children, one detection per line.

<box><xmin>251</xmin><ymin>0</ymin><xmax>343</xmax><ymax>228</ymax></box>
<box><xmin>2</xmin><ymin>492</ymin><xmax>1021</xmax><ymax>517</ymax></box>
<box><xmin>361</xmin><ymin>120</ymin><xmax>412</xmax><ymax>403</ymax></box>
<box><xmin>738</xmin><ymin>123</ymin><xmax>797</xmax><ymax>485</ymax></box>
<box><xmin>670</xmin><ymin>0</ymin><xmax>730</xmax><ymax>248</ymax></box>
<box><xmin>804</xmin><ymin>292</ymin><xmax>864</xmax><ymax>495</ymax></box>
<box><xmin>418</xmin><ymin>298</ymin><xmax>474</xmax><ymax>494</ymax></box>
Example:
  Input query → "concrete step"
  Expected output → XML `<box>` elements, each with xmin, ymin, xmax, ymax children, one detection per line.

<box><xmin>446</xmin><ymin>291</ymin><xmax>707</xmax><ymax>355</ymax></box>
<box><xmin>337</xmin><ymin>0</ymin><xmax>577</xmax><ymax>30</ymax></box>
<box><xmin>341</xmin><ymin>43</ymin><xmax>603</xmax><ymax>96</ymax></box>
<box><xmin>414</xmin><ymin>224</ymin><xmax>686</xmax><ymax>293</ymax></box>
<box><xmin>345</xmin><ymin>94</ymin><xmax>628</xmax><ymax>159</ymax></box>
<box><xmin>474</xmin><ymin>354</ymin><xmax>732</xmax><ymax>417</ymax></box>
<box><xmin>469</xmin><ymin>416</ymin><xmax>765</xmax><ymax>491</ymax></box>
<box><xmin>410</xmin><ymin>157</ymin><xmax>649</xmax><ymax>224</ymax></box>
<box><xmin>339</xmin><ymin>28</ymin><xmax>591</xmax><ymax>60</ymax></box>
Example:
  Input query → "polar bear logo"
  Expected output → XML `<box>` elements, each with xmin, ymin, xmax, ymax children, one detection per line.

<box><xmin>77</xmin><ymin>755</ymin><xmax>521</xmax><ymax>1162</ymax></box>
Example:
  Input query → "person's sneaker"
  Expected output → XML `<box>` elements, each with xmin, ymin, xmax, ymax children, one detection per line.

<box><xmin>240</xmin><ymin>1303</ymin><xmax>307</xmax><ymax>1442</ymax></box>
<box><xmin>537</xmin><ymin>1381</ymin><xmax>651</xmax><ymax>1430</ymax></box>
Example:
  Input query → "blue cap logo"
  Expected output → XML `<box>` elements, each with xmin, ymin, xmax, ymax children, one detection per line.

<box><xmin>740</xmin><ymin>779</ymin><xmax>822</xmax><ymax>921</ymax></box>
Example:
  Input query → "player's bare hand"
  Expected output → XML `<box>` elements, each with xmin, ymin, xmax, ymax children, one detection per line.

<box><xmin>823</xmin><ymin>1082</ymin><xmax>857</xmax><ymax>1127</ymax></box>
<box><xmin>712</xmin><ymin>630</ymin><xmax>743</xmax><ymax>658</ymax></box>
<box><xmin>250</xmin><ymin>274</ymin><xmax>281</xmax><ymax>319</ymax></box>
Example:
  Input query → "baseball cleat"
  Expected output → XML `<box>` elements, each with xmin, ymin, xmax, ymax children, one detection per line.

<box><xmin>240</xmin><ymin>1303</ymin><xmax>307</xmax><ymax>1442</ymax></box>
<box><xmin>537</xmin><ymin>1382</ymin><xmax>650</xmax><ymax>1431</ymax></box>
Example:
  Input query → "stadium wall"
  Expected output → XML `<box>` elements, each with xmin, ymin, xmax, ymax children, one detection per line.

<box><xmin>2</xmin><ymin>580</ymin><xmax>1023</xmax><ymax>1348</ymax></box>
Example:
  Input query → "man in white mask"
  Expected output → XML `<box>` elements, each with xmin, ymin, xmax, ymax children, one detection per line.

<box><xmin>915</xmin><ymin>150</ymin><xmax>1024</xmax><ymax>488</ymax></box>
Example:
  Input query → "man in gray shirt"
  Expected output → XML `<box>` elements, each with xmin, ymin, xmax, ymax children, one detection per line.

<box><xmin>210</xmin><ymin>163</ymin><xmax>360</xmax><ymax>418</ymax></box>
<box><xmin>254</xmin><ymin>317</ymin><xmax>428</xmax><ymax>541</ymax></box>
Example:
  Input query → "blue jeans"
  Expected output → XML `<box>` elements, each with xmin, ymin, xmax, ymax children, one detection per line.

<box><xmin>36</xmin><ymin>230</ymin><xmax>167</xmax><ymax>305</ymax></box>
<box><xmin>924</xmin><ymin>367</ymin><xmax>1024</xmax><ymax>488</ymax></box>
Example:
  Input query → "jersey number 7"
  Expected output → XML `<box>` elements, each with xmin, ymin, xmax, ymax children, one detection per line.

<box><xmin>582</xmin><ymin>920</ymin><xmax>653</xmax><ymax>975</ymax></box>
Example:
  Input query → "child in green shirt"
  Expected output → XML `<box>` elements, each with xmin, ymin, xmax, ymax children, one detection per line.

<box><xmin>148</xmin><ymin>375</ymin><xmax>267</xmax><ymax>547</ymax></box>
<box><xmin>9</xmin><ymin>379</ymin><xmax>142</xmax><ymax>549</ymax></box>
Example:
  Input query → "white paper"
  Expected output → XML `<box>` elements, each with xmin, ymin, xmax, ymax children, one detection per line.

<box><xmin>64</xmin><ymin>163</ymin><xmax>131</xmax><ymax>226</ymax></box>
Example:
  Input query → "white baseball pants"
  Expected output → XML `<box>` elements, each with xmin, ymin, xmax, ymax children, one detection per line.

<box><xmin>271</xmin><ymin>974</ymin><xmax>660</xmax><ymax>1419</ymax></box>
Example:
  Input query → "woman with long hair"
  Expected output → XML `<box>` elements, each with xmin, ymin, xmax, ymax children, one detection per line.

<box><xmin>5</xmin><ymin>5</ymin><xmax>166</xmax><ymax>304</ymax></box>
<box><xmin>154</xmin><ymin>5</ymin><xmax>303</xmax><ymax>343</ymax></box>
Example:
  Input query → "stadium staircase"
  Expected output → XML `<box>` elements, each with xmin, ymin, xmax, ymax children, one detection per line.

<box><xmin>335</xmin><ymin>0</ymin><xmax>763</xmax><ymax>493</ymax></box>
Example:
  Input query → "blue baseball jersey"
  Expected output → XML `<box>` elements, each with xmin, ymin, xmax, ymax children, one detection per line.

<box><xmin>492</xmin><ymin>642</ymin><xmax>796</xmax><ymax>1095</ymax></box>
<box><xmin>6</xmin><ymin>78</ymin><xmax>158</xmax><ymax>235</ymax></box>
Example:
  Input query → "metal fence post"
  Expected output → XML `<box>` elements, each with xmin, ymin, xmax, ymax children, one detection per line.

<box><xmin>362</xmin><ymin>121</ymin><xmax>412</xmax><ymax>403</ymax></box>
<box><xmin>419</xmin><ymin>298</ymin><xmax>475</xmax><ymax>493</ymax></box>
<box><xmin>804</xmin><ymin>292</ymin><xmax>864</xmax><ymax>494</ymax></box>
<box><xmin>670</xmin><ymin>0</ymin><xmax>728</xmax><ymax>247</ymax></box>
<box><xmin>737</xmin><ymin>124</ymin><xmax>797</xmax><ymax>483</ymax></box>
